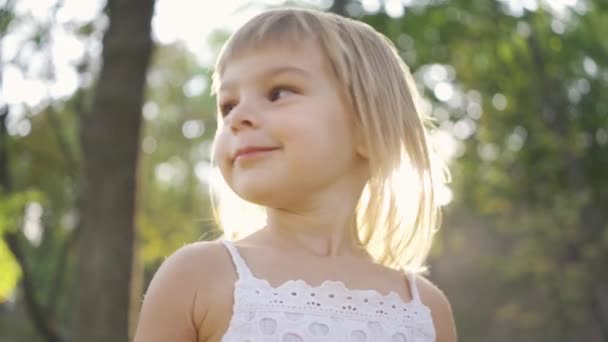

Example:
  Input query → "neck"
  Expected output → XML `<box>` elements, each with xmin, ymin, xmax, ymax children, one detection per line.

<box><xmin>257</xmin><ymin>156</ymin><xmax>371</xmax><ymax>258</ymax></box>
<box><xmin>264</xmin><ymin>186</ymin><xmax>366</xmax><ymax>258</ymax></box>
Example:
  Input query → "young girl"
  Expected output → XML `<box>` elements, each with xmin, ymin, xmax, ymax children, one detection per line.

<box><xmin>135</xmin><ymin>8</ymin><xmax>456</xmax><ymax>342</ymax></box>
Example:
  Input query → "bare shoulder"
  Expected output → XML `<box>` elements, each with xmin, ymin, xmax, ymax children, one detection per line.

<box><xmin>414</xmin><ymin>274</ymin><xmax>458</xmax><ymax>342</ymax></box>
<box><xmin>161</xmin><ymin>240</ymin><xmax>233</xmax><ymax>279</ymax></box>
<box><xmin>135</xmin><ymin>240</ymin><xmax>234</xmax><ymax>342</ymax></box>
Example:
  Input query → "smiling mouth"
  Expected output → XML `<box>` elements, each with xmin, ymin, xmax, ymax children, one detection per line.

<box><xmin>234</xmin><ymin>147</ymin><xmax>280</xmax><ymax>162</ymax></box>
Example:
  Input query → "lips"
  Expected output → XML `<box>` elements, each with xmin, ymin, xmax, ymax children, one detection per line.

<box><xmin>233</xmin><ymin>146</ymin><xmax>280</xmax><ymax>161</ymax></box>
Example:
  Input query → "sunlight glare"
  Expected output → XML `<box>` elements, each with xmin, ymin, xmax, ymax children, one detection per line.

<box><xmin>3</xmin><ymin>65</ymin><xmax>47</xmax><ymax>106</ymax></box>
<box><xmin>209</xmin><ymin>167</ymin><xmax>266</xmax><ymax>239</ymax></box>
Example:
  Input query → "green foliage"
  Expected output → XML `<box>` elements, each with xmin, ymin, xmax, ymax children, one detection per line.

<box><xmin>139</xmin><ymin>42</ymin><xmax>219</xmax><ymax>271</ymax></box>
<box><xmin>0</xmin><ymin>189</ymin><xmax>41</xmax><ymax>302</ymax></box>
<box><xmin>0</xmin><ymin>240</ymin><xmax>20</xmax><ymax>302</ymax></box>
<box><xmin>355</xmin><ymin>0</ymin><xmax>608</xmax><ymax>339</ymax></box>
<box><xmin>0</xmin><ymin>190</ymin><xmax>42</xmax><ymax>234</ymax></box>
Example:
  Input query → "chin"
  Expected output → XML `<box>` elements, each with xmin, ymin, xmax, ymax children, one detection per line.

<box><xmin>231</xmin><ymin>180</ymin><xmax>284</xmax><ymax>207</ymax></box>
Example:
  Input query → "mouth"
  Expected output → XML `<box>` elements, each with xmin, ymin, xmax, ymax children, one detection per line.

<box><xmin>233</xmin><ymin>146</ymin><xmax>280</xmax><ymax>162</ymax></box>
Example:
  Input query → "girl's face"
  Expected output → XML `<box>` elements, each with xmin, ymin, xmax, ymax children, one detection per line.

<box><xmin>214</xmin><ymin>40</ymin><xmax>369</xmax><ymax>207</ymax></box>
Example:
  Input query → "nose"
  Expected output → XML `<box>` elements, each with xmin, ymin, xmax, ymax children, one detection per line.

<box><xmin>227</xmin><ymin>98</ymin><xmax>259</xmax><ymax>133</ymax></box>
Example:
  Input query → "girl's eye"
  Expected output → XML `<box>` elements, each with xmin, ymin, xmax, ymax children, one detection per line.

<box><xmin>220</xmin><ymin>103</ymin><xmax>236</xmax><ymax>117</ymax></box>
<box><xmin>220</xmin><ymin>86</ymin><xmax>294</xmax><ymax>116</ymax></box>
<box><xmin>269</xmin><ymin>87</ymin><xmax>293</xmax><ymax>102</ymax></box>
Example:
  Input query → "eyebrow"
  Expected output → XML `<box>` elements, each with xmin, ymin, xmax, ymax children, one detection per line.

<box><xmin>218</xmin><ymin>66</ymin><xmax>311</xmax><ymax>93</ymax></box>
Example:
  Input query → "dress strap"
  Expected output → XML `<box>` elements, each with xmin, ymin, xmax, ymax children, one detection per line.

<box><xmin>406</xmin><ymin>272</ymin><xmax>422</xmax><ymax>303</ymax></box>
<box><xmin>221</xmin><ymin>240</ymin><xmax>253</xmax><ymax>280</ymax></box>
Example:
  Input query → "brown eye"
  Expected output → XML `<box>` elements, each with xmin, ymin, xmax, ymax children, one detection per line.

<box><xmin>220</xmin><ymin>103</ymin><xmax>236</xmax><ymax>117</ymax></box>
<box><xmin>268</xmin><ymin>87</ymin><xmax>293</xmax><ymax>102</ymax></box>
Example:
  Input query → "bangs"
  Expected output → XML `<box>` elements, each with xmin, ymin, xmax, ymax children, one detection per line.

<box><xmin>212</xmin><ymin>10</ymin><xmax>323</xmax><ymax>94</ymax></box>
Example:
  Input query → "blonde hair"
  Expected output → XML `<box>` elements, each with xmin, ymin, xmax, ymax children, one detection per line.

<box><xmin>210</xmin><ymin>8</ymin><xmax>447</xmax><ymax>271</ymax></box>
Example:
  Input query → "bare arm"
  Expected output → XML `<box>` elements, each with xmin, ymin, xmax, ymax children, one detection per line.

<box><xmin>134</xmin><ymin>244</ymin><xmax>209</xmax><ymax>342</ymax></box>
<box><xmin>417</xmin><ymin>275</ymin><xmax>457</xmax><ymax>342</ymax></box>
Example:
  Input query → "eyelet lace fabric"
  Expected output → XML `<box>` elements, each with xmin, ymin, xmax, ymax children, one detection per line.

<box><xmin>220</xmin><ymin>240</ymin><xmax>436</xmax><ymax>342</ymax></box>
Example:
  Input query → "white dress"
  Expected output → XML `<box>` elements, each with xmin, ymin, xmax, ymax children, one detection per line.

<box><xmin>220</xmin><ymin>240</ymin><xmax>436</xmax><ymax>342</ymax></box>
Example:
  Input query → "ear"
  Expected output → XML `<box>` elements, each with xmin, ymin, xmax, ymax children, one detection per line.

<box><xmin>356</xmin><ymin>135</ymin><xmax>369</xmax><ymax>159</ymax></box>
<box><xmin>346</xmin><ymin>99</ymin><xmax>368</xmax><ymax>159</ymax></box>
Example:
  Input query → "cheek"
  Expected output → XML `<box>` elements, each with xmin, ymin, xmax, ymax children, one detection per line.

<box><xmin>283</xmin><ymin>117</ymin><xmax>355</xmax><ymax>165</ymax></box>
<box><xmin>280</xmin><ymin>120</ymin><xmax>327</xmax><ymax>153</ymax></box>
<box><xmin>212</xmin><ymin>134</ymin><xmax>232</xmax><ymax>175</ymax></box>
<box><xmin>212</xmin><ymin>134</ymin><xmax>226</xmax><ymax>161</ymax></box>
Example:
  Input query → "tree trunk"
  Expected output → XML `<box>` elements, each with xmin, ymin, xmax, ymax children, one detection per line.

<box><xmin>73</xmin><ymin>0</ymin><xmax>154</xmax><ymax>341</ymax></box>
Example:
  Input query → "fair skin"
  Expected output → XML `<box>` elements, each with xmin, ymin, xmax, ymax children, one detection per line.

<box><xmin>134</xmin><ymin>41</ymin><xmax>457</xmax><ymax>342</ymax></box>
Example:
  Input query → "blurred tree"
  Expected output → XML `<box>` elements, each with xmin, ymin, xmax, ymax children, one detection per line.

<box><xmin>73</xmin><ymin>0</ymin><xmax>155</xmax><ymax>342</ymax></box>
<box><xmin>1</xmin><ymin>2</ymin><xmax>218</xmax><ymax>340</ymax></box>
<box><xmin>138</xmin><ymin>41</ymin><xmax>219</xmax><ymax>263</ymax></box>
<box><xmin>1</xmin><ymin>1</ymin><xmax>81</xmax><ymax>341</ymax></box>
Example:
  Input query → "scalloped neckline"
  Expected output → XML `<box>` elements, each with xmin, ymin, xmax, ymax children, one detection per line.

<box><xmin>223</xmin><ymin>239</ymin><xmax>426</xmax><ymax>309</ymax></box>
<box><xmin>242</xmin><ymin>272</ymin><xmax>424</xmax><ymax>308</ymax></box>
